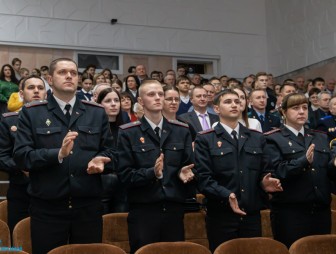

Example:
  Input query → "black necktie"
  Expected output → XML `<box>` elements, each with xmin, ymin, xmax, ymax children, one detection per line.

<box><xmin>298</xmin><ymin>132</ymin><xmax>305</xmax><ymax>145</ymax></box>
<box><xmin>231</xmin><ymin>130</ymin><xmax>238</xmax><ymax>148</ymax></box>
<box><xmin>154</xmin><ymin>126</ymin><xmax>160</xmax><ymax>140</ymax></box>
<box><xmin>65</xmin><ymin>104</ymin><xmax>71</xmax><ymax>122</ymax></box>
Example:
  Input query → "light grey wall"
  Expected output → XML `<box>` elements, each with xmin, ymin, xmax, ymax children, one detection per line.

<box><xmin>266</xmin><ymin>0</ymin><xmax>336</xmax><ymax>76</ymax></box>
<box><xmin>0</xmin><ymin>0</ymin><xmax>267</xmax><ymax>78</ymax></box>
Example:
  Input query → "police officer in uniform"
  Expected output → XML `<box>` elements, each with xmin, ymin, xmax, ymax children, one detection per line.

<box><xmin>264</xmin><ymin>93</ymin><xmax>336</xmax><ymax>248</ymax></box>
<box><xmin>13</xmin><ymin>58</ymin><xmax>114</xmax><ymax>254</ymax></box>
<box><xmin>0</xmin><ymin>75</ymin><xmax>46</xmax><ymax>235</ymax></box>
<box><xmin>117</xmin><ymin>79</ymin><xmax>195</xmax><ymax>254</ymax></box>
<box><xmin>194</xmin><ymin>89</ymin><xmax>282</xmax><ymax>252</ymax></box>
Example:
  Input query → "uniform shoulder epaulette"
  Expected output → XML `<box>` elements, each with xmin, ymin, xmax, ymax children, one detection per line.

<box><xmin>321</xmin><ymin>115</ymin><xmax>332</xmax><ymax>121</ymax></box>
<box><xmin>2</xmin><ymin>112</ymin><xmax>19</xmax><ymax>118</ymax></box>
<box><xmin>249</xmin><ymin>128</ymin><xmax>262</xmax><ymax>134</ymax></box>
<box><xmin>119</xmin><ymin>121</ymin><xmax>141</xmax><ymax>130</ymax></box>
<box><xmin>264</xmin><ymin>128</ymin><xmax>281</xmax><ymax>135</ymax></box>
<box><xmin>168</xmin><ymin>119</ymin><xmax>189</xmax><ymax>128</ymax></box>
<box><xmin>25</xmin><ymin>100</ymin><xmax>48</xmax><ymax>108</ymax></box>
<box><xmin>81</xmin><ymin>100</ymin><xmax>104</xmax><ymax>108</ymax></box>
<box><xmin>310</xmin><ymin>129</ymin><xmax>326</xmax><ymax>134</ymax></box>
<box><xmin>199</xmin><ymin>128</ymin><xmax>215</xmax><ymax>135</ymax></box>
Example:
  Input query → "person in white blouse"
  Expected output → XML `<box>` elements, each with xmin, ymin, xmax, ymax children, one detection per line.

<box><xmin>212</xmin><ymin>86</ymin><xmax>262</xmax><ymax>132</ymax></box>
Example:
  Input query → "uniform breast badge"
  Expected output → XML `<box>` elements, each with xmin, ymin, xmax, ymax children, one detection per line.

<box><xmin>288</xmin><ymin>141</ymin><xmax>292</xmax><ymax>146</ymax></box>
<box><xmin>217</xmin><ymin>141</ymin><xmax>222</xmax><ymax>147</ymax></box>
<box><xmin>140</xmin><ymin>137</ymin><xmax>145</xmax><ymax>143</ymax></box>
<box><xmin>46</xmin><ymin>119</ymin><xmax>51</xmax><ymax>126</ymax></box>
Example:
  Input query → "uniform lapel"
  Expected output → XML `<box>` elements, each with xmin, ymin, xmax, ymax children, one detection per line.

<box><xmin>69</xmin><ymin>99</ymin><xmax>84</xmax><ymax>127</ymax></box>
<box><xmin>238</xmin><ymin>123</ymin><xmax>248</xmax><ymax>153</ymax></box>
<box><xmin>160</xmin><ymin>118</ymin><xmax>171</xmax><ymax>147</ymax></box>
<box><xmin>305</xmin><ymin>128</ymin><xmax>314</xmax><ymax>150</ymax></box>
<box><xmin>140</xmin><ymin>117</ymin><xmax>160</xmax><ymax>144</ymax></box>
<box><xmin>214</xmin><ymin>123</ymin><xmax>236</xmax><ymax>147</ymax></box>
<box><xmin>190</xmin><ymin>111</ymin><xmax>203</xmax><ymax>132</ymax></box>
<box><xmin>47</xmin><ymin>95</ymin><xmax>68</xmax><ymax>126</ymax></box>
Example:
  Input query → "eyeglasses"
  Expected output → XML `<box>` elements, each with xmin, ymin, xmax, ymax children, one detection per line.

<box><xmin>164</xmin><ymin>97</ymin><xmax>180</xmax><ymax>103</ymax></box>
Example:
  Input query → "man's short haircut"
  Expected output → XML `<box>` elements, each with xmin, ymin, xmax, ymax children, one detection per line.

<box><xmin>317</xmin><ymin>91</ymin><xmax>331</xmax><ymax>100</ymax></box>
<box><xmin>19</xmin><ymin>67</ymin><xmax>29</xmax><ymax>75</ymax></box>
<box><xmin>190</xmin><ymin>86</ymin><xmax>207</xmax><ymax>99</ymax></box>
<box><xmin>280</xmin><ymin>83</ymin><xmax>296</xmax><ymax>93</ymax></box>
<box><xmin>313</xmin><ymin>77</ymin><xmax>325</xmax><ymax>86</ymax></box>
<box><xmin>213</xmin><ymin>89</ymin><xmax>239</xmax><ymax>106</ymax></box>
<box><xmin>138</xmin><ymin>79</ymin><xmax>162</xmax><ymax>97</ymax></box>
<box><xmin>21</xmin><ymin>75</ymin><xmax>45</xmax><ymax>90</ymax></box>
<box><xmin>12</xmin><ymin>57</ymin><xmax>22</xmax><ymax>65</ymax></box>
<box><xmin>40</xmin><ymin>65</ymin><xmax>49</xmax><ymax>72</ymax></box>
<box><xmin>49</xmin><ymin>58</ymin><xmax>78</xmax><ymax>76</ymax></box>
<box><xmin>249</xmin><ymin>88</ymin><xmax>266</xmax><ymax>99</ymax></box>
<box><xmin>255</xmin><ymin>72</ymin><xmax>268</xmax><ymax>81</ymax></box>
<box><xmin>176</xmin><ymin>75</ymin><xmax>191</xmax><ymax>85</ymax></box>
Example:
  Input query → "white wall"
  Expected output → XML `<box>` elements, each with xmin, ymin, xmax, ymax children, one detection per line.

<box><xmin>0</xmin><ymin>0</ymin><xmax>267</xmax><ymax>78</ymax></box>
<box><xmin>266</xmin><ymin>0</ymin><xmax>336</xmax><ymax>76</ymax></box>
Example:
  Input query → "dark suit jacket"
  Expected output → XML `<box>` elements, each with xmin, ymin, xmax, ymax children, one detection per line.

<box><xmin>248</xmin><ymin>108</ymin><xmax>281</xmax><ymax>133</ymax></box>
<box><xmin>178</xmin><ymin>110</ymin><xmax>219</xmax><ymax>140</ymax></box>
<box><xmin>13</xmin><ymin>96</ymin><xmax>115</xmax><ymax>204</ymax></box>
<box><xmin>117</xmin><ymin>117</ymin><xmax>195</xmax><ymax>204</ymax></box>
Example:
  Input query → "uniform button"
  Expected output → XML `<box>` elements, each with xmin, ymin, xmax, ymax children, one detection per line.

<box><xmin>240</xmin><ymin>217</ymin><xmax>243</xmax><ymax>221</ymax></box>
<box><xmin>163</xmin><ymin>208</ymin><xmax>166</xmax><ymax>212</ymax></box>
<box><xmin>253</xmin><ymin>151</ymin><xmax>256</xmax><ymax>154</ymax></box>
<box><xmin>47</xmin><ymin>131</ymin><xmax>50</xmax><ymax>134</ymax></box>
<box><xmin>160</xmin><ymin>149</ymin><xmax>163</xmax><ymax>152</ymax></box>
<box><xmin>69</xmin><ymin>205</ymin><xmax>72</xmax><ymax>209</ymax></box>
<box><xmin>303</xmin><ymin>168</ymin><xmax>306</xmax><ymax>172</ymax></box>
<box><xmin>240</xmin><ymin>171</ymin><xmax>243</xmax><ymax>174</ymax></box>
<box><xmin>88</xmin><ymin>130</ymin><xmax>91</xmax><ymax>134</ymax></box>
<box><xmin>70</xmin><ymin>151</ymin><xmax>73</xmax><ymax>155</ymax></box>
<box><xmin>314</xmin><ymin>186</ymin><xmax>318</xmax><ymax>189</ymax></box>
<box><xmin>241</xmin><ymin>189</ymin><xmax>245</xmax><ymax>192</ymax></box>
<box><xmin>312</xmin><ymin>168</ymin><xmax>315</xmax><ymax>171</ymax></box>
<box><xmin>221</xmin><ymin>152</ymin><xmax>223</xmax><ymax>155</ymax></box>
<box><xmin>292</xmin><ymin>150</ymin><xmax>295</xmax><ymax>153</ymax></box>
<box><xmin>173</xmin><ymin>147</ymin><xmax>176</xmax><ymax>150</ymax></box>
<box><xmin>70</xmin><ymin>174</ymin><xmax>74</xmax><ymax>177</ymax></box>
<box><xmin>142</xmin><ymin>148</ymin><xmax>145</xmax><ymax>152</ymax></box>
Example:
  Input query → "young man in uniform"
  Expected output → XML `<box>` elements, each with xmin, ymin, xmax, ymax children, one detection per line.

<box><xmin>13</xmin><ymin>58</ymin><xmax>114</xmax><ymax>254</ymax></box>
<box><xmin>194</xmin><ymin>89</ymin><xmax>283</xmax><ymax>252</ymax></box>
<box><xmin>0</xmin><ymin>75</ymin><xmax>46</xmax><ymax>235</ymax></box>
<box><xmin>117</xmin><ymin>79</ymin><xmax>195</xmax><ymax>254</ymax></box>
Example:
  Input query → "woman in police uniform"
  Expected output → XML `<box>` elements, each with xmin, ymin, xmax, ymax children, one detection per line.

<box><xmin>264</xmin><ymin>93</ymin><xmax>336</xmax><ymax>248</ymax></box>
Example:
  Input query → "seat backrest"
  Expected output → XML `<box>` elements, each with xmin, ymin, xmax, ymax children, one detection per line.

<box><xmin>47</xmin><ymin>243</ymin><xmax>126</xmax><ymax>254</ymax></box>
<box><xmin>0</xmin><ymin>200</ymin><xmax>8</xmax><ymax>224</ymax></box>
<box><xmin>332</xmin><ymin>210</ymin><xmax>336</xmax><ymax>234</ymax></box>
<box><xmin>184</xmin><ymin>211</ymin><xmax>209</xmax><ymax>248</ymax></box>
<box><xmin>331</xmin><ymin>194</ymin><xmax>336</xmax><ymax>210</ymax></box>
<box><xmin>214</xmin><ymin>237</ymin><xmax>289</xmax><ymax>254</ymax></box>
<box><xmin>0</xmin><ymin>219</ymin><xmax>10</xmax><ymax>247</ymax></box>
<box><xmin>12</xmin><ymin>217</ymin><xmax>31</xmax><ymax>254</ymax></box>
<box><xmin>261</xmin><ymin>209</ymin><xmax>273</xmax><ymax>238</ymax></box>
<box><xmin>289</xmin><ymin>234</ymin><xmax>336</xmax><ymax>254</ymax></box>
<box><xmin>102</xmin><ymin>213</ymin><xmax>129</xmax><ymax>253</ymax></box>
<box><xmin>135</xmin><ymin>241</ymin><xmax>211</xmax><ymax>254</ymax></box>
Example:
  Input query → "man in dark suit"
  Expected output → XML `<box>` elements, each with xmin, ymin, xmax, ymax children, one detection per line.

<box><xmin>13</xmin><ymin>58</ymin><xmax>115</xmax><ymax>254</ymax></box>
<box><xmin>312</xmin><ymin>91</ymin><xmax>331</xmax><ymax>129</ymax></box>
<box><xmin>248</xmin><ymin>89</ymin><xmax>281</xmax><ymax>133</ymax></box>
<box><xmin>0</xmin><ymin>75</ymin><xmax>47</xmax><ymax>235</ymax></box>
<box><xmin>117</xmin><ymin>79</ymin><xmax>195</xmax><ymax>254</ymax></box>
<box><xmin>178</xmin><ymin>86</ymin><xmax>219</xmax><ymax>140</ymax></box>
<box><xmin>194</xmin><ymin>89</ymin><xmax>282</xmax><ymax>252</ymax></box>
